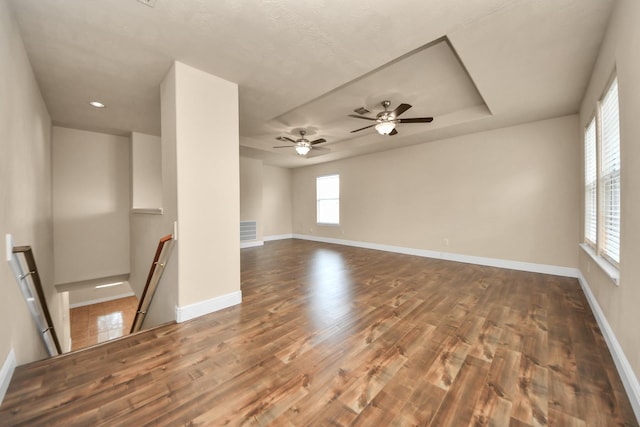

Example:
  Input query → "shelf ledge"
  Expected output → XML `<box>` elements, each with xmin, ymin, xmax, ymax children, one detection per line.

<box><xmin>131</xmin><ymin>207</ymin><xmax>163</xmax><ymax>215</ymax></box>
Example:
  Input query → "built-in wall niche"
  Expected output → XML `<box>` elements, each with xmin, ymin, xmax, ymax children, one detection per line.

<box><xmin>131</xmin><ymin>132</ymin><xmax>163</xmax><ymax>214</ymax></box>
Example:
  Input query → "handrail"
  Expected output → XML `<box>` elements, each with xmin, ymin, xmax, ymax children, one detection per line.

<box><xmin>8</xmin><ymin>244</ymin><xmax>62</xmax><ymax>356</ymax></box>
<box><xmin>130</xmin><ymin>234</ymin><xmax>174</xmax><ymax>333</ymax></box>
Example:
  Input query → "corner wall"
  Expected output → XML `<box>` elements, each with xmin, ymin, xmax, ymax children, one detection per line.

<box><xmin>292</xmin><ymin>115</ymin><xmax>580</xmax><ymax>270</ymax></box>
<box><xmin>240</xmin><ymin>157</ymin><xmax>263</xmax><ymax>241</ymax></box>
<box><xmin>578</xmin><ymin>0</ymin><xmax>640</xmax><ymax>388</ymax></box>
<box><xmin>263</xmin><ymin>165</ymin><xmax>293</xmax><ymax>238</ymax></box>
<box><xmin>0</xmin><ymin>1</ymin><xmax>59</xmax><ymax>368</ymax></box>
<box><xmin>52</xmin><ymin>127</ymin><xmax>130</xmax><ymax>284</ymax></box>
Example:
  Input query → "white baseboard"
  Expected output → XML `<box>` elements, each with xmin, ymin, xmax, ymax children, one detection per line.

<box><xmin>577</xmin><ymin>272</ymin><xmax>640</xmax><ymax>422</ymax></box>
<box><xmin>0</xmin><ymin>348</ymin><xmax>16</xmax><ymax>406</ymax></box>
<box><xmin>292</xmin><ymin>234</ymin><xmax>578</xmax><ymax>278</ymax></box>
<box><xmin>69</xmin><ymin>292</ymin><xmax>135</xmax><ymax>309</ymax></box>
<box><xmin>264</xmin><ymin>234</ymin><xmax>294</xmax><ymax>242</ymax></box>
<box><xmin>240</xmin><ymin>240</ymin><xmax>264</xmax><ymax>249</ymax></box>
<box><xmin>175</xmin><ymin>290</ymin><xmax>242</xmax><ymax>323</ymax></box>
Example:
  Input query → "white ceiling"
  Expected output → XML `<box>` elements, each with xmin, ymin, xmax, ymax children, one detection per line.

<box><xmin>8</xmin><ymin>0</ymin><xmax>613</xmax><ymax>168</ymax></box>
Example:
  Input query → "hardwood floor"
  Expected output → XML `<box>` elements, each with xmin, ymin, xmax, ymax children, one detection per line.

<box><xmin>69</xmin><ymin>296</ymin><xmax>138</xmax><ymax>351</ymax></box>
<box><xmin>0</xmin><ymin>239</ymin><xmax>637</xmax><ymax>426</ymax></box>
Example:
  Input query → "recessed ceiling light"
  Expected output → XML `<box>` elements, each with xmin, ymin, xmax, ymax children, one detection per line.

<box><xmin>89</xmin><ymin>101</ymin><xmax>106</xmax><ymax>108</ymax></box>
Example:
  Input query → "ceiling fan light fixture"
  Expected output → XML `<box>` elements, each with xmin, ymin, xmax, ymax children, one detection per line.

<box><xmin>375</xmin><ymin>121</ymin><xmax>396</xmax><ymax>135</ymax></box>
<box><xmin>295</xmin><ymin>145</ymin><xmax>311</xmax><ymax>156</ymax></box>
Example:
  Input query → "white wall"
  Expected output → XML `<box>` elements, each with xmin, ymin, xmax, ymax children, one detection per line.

<box><xmin>292</xmin><ymin>115</ymin><xmax>580</xmax><ymax>269</ymax></box>
<box><xmin>578</xmin><ymin>0</ymin><xmax>640</xmax><ymax>384</ymax></box>
<box><xmin>0</xmin><ymin>1</ymin><xmax>63</xmax><ymax>365</ymax></box>
<box><xmin>263</xmin><ymin>165</ymin><xmax>293</xmax><ymax>237</ymax></box>
<box><xmin>240</xmin><ymin>157</ymin><xmax>263</xmax><ymax>241</ymax></box>
<box><xmin>131</xmin><ymin>132</ymin><xmax>162</xmax><ymax>210</ymax></box>
<box><xmin>52</xmin><ymin>127</ymin><xmax>130</xmax><ymax>284</ymax></box>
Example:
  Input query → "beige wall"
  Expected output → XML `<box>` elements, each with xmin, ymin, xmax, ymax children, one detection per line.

<box><xmin>0</xmin><ymin>2</ymin><xmax>63</xmax><ymax>364</ymax></box>
<box><xmin>292</xmin><ymin>115</ymin><xmax>579</xmax><ymax>268</ymax></box>
<box><xmin>578</xmin><ymin>0</ymin><xmax>640</xmax><ymax>381</ymax></box>
<box><xmin>131</xmin><ymin>132</ymin><xmax>162</xmax><ymax>210</ymax></box>
<box><xmin>133</xmin><ymin>63</ymin><xmax>181</xmax><ymax>329</ymax></box>
<box><xmin>173</xmin><ymin>61</ymin><xmax>240</xmax><ymax>307</ymax></box>
<box><xmin>68</xmin><ymin>281</ymin><xmax>134</xmax><ymax>307</ymax></box>
<box><xmin>52</xmin><ymin>127</ymin><xmax>130</xmax><ymax>284</ymax></box>
<box><xmin>128</xmin><ymin>131</ymin><xmax>172</xmax><ymax>329</ymax></box>
<box><xmin>263</xmin><ymin>165</ymin><xmax>293</xmax><ymax>237</ymax></box>
<box><xmin>240</xmin><ymin>157</ymin><xmax>263</xmax><ymax>240</ymax></box>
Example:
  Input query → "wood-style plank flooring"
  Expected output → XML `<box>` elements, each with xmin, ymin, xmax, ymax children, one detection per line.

<box><xmin>1</xmin><ymin>239</ymin><xmax>637</xmax><ymax>426</ymax></box>
<box><xmin>70</xmin><ymin>296</ymin><xmax>138</xmax><ymax>350</ymax></box>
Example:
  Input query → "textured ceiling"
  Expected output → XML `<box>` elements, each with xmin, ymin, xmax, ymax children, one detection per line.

<box><xmin>8</xmin><ymin>0</ymin><xmax>613</xmax><ymax>167</ymax></box>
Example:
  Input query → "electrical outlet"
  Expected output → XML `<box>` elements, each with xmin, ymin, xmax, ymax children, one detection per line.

<box><xmin>443</xmin><ymin>238</ymin><xmax>449</xmax><ymax>246</ymax></box>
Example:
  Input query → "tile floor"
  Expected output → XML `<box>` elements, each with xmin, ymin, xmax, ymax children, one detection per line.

<box><xmin>70</xmin><ymin>296</ymin><xmax>139</xmax><ymax>351</ymax></box>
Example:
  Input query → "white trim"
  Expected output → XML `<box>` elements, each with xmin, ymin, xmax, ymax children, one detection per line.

<box><xmin>69</xmin><ymin>292</ymin><xmax>135</xmax><ymax>308</ymax></box>
<box><xmin>240</xmin><ymin>240</ymin><xmax>264</xmax><ymax>249</ymax></box>
<box><xmin>580</xmin><ymin>243</ymin><xmax>619</xmax><ymax>285</ymax></box>
<box><xmin>577</xmin><ymin>272</ymin><xmax>640</xmax><ymax>422</ymax></box>
<box><xmin>175</xmin><ymin>290</ymin><xmax>242</xmax><ymax>323</ymax></box>
<box><xmin>292</xmin><ymin>234</ymin><xmax>578</xmax><ymax>278</ymax></box>
<box><xmin>264</xmin><ymin>234</ymin><xmax>294</xmax><ymax>241</ymax></box>
<box><xmin>0</xmin><ymin>349</ymin><xmax>16</xmax><ymax>406</ymax></box>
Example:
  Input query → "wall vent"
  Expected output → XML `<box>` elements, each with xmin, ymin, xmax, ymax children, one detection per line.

<box><xmin>240</xmin><ymin>221</ymin><xmax>257</xmax><ymax>242</ymax></box>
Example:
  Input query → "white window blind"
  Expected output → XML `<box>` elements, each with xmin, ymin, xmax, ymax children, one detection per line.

<box><xmin>584</xmin><ymin>118</ymin><xmax>597</xmax><ymax>245</ymax></box>
<box><xmin>316</xmin><ymin>174</ymin><xmax>339</xmax><ymax>225</ymax></box>
<box><xmin>600</xmin><ymin>78</ymin><xmax>620</xmax><ymax>264</ymax></box>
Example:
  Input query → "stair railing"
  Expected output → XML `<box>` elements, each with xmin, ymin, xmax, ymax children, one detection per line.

<box><xmin>7</xmin><ymin>241</ymin><xmax>62</xmax><ymax>356</ymax></box>
<box><xmin>130</xmin><ymin>234</ymin><xmax>174</xmax><ymax>333</ymax></box>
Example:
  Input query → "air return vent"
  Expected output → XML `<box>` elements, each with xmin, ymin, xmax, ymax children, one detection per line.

<box><xmin>240</xmin><ymin>221</ymin><xmax>257</xmax><ymax>242</ymax></box>
<box><xmin>353</xmin><ymin>106</ymin><xmax>370</xmax><ymax>115</ymax></box>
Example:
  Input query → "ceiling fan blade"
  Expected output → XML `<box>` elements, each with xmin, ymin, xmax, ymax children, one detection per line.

<box><xmin>391</xmin><ymin>103</ymin><xmax>412</xmax><ymax>118</ymax></box>
<box><xmin>397</xmin><ymin>117</ymin><xmax>433</xmax><ymax>123</ymax></box>
<box><xmin>311</xmin><ymin>146</ymin><xmax>330</xmax><ymax>152</ymax></box>
<box><xmin>389</xmin><ymin>128</ymin><xmax>398</xmax><ymax>136</ymax></box>
<box><xmin>348</xmin><ymin>114</ymin><xmax>376</xmax><ymax>121</ymax></box>
<box><xmin>273</xmin><ymin>145</ymin><xmax>294</xmax><ymax>148</ymax></box>
<box><xmin>310</xmin><ymin>138</ymin><xmax>326</xmax><ymax>145</ymax></box>
<box><xmin>350</xmin><ymin>124</ymin><xmax>376</xmax><ymax>133</ymax></box>
<box><xmin>276</xmin><ymin>136</ymin><xmax>296</xmax><ymax>143</ymax></box>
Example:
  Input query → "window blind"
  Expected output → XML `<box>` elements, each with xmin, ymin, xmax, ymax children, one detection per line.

<box><xmin>584</xmin><ymin>118</ymin><xmax>597</xmax><ymax>245</ymax></box>
<box><xmin>600</xmin><ymin>78</ymin><xmax>620</xmax><ymax>264</ymax></box>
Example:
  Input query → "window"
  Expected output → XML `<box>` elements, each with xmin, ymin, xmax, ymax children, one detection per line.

<box><xmin>584</xmin><ymin>118</ymin><xmax>597</xmax><ymax>245</ymax></box>
<box><xmin>584</xmin><ymin>77</ymin><xmax>621</xmax><ymax>266</ymax></box>
<box><xmin>317</xmin><ymin>174</ymin><xmax>339</xmax><ymax>225</ymax></box>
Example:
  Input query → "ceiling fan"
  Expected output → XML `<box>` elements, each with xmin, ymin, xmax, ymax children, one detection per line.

<box><xmin>349</xmin><ymin>100</ymin><xmax>433</xmax><ymax>135</ymax></box>
<box><xmin>273</xmin><ymin>130</ymin><xmax>328</xmax><ymax>157</ymax></box>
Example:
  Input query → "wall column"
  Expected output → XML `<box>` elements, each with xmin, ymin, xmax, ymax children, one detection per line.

<box><xmin>161</xmin><ymin>61</ymin><xmax>240</xmax><ymax>322</ymax></box>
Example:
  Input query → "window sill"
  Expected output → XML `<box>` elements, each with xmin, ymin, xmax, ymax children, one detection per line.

<box><xmin>580</xmin><ymin>243</ymin><xmax>619</xmax><ymax>286</ymax></box>
<box><xmin>317</xmin><ymin>223</ymin><xmax>340</xmax><ymax>227</ymax></box>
